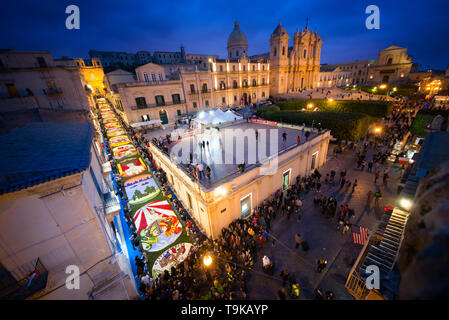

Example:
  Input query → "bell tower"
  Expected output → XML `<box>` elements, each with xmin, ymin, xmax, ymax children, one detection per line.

<box><xmin>269</xmin><ymin>22</ymin><xmax>289</xmax><ymax>95</ymax></box>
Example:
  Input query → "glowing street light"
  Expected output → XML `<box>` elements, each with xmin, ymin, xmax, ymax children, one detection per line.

<box><xmin>327</xmin><ymin>98</ymin><xmax>334</xmax><ymax>102</ymax></box>
<box><xmin>399</xmin><ymin>198</ymin><xmax>412</xmax><ymax>211</ymax></box>
<box><xmin>393</xmin><ymin>87</ymin><xmax>397</xmax><ymax>92</ymax></box>
<box><xmin>374</xmin><ymin>127</ymin><xmax>382</xmax><ymax>133</ymax></box>
<box><xmin>215</xmin><ymin>186</ymin><xmax>227</xmax><ymax>197</ymax></box>
<box><xmin>203</xmin><ymin>254</ymin><xmax>213</xmax><ymax>267</ymax></box>
<box><xmin>379</xmin><ymin>84</ymin><xmax>387</xmax><ymax>89</ymax></box>
<box><xmin>307</xmin><ymin>103</ymin><xmax>314</xmax><ymax>109</ymax></box>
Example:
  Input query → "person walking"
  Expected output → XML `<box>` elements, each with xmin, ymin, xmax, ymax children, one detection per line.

<box><xmin>352</xmin><ymin>179</ymin><xmax>358</xmax><ymax>193</ymax></box>
<box><xmin>375</xmin><ymin>170</ymin><xmax>380</xmax><ymax>184</ymax></box>
<box><xmin>316</xmin><ymin>259</ymin><xmax>327</xmax><ymax>273</ymax></box>
<box><xmin>340</xmin><ymin>177</ymin><xmax>346</xmax><ymax>190</ymax></box>
<box><xmin>295</xmin><ymin>233</ymin><xmax>302</xmax><ymax>249</ymax></box>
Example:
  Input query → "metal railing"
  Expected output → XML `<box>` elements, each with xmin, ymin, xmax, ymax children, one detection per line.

<box><xmin>345</xmin><ymin>234</ymin><xmax>375</xmax><ymax>300</ymax></box>
<box><xmin>0</xmin><ymin>258</ymin><xmax>48</xmax><ymax>300</ymax></box>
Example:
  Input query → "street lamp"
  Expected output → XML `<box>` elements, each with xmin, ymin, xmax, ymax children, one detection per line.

<box><xmin>399</xmin><ymin>198</ymin><xmax>412</xmax><ymax>211</ymax></box>
<box><xmin>203</xmin><ymin>254</ymin><xmax>213</xmax><ymax>267</ymax></box>
<box><xmin>374</xmin><ymin>126</ymin><xmax>382</xmax><ymax>134</ymax></box>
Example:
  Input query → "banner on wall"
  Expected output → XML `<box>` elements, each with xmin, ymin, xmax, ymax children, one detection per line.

<box><xmin>250</xmin><ymin>118</ymin><xmax>278</xmax><ymax>126</ymax></box>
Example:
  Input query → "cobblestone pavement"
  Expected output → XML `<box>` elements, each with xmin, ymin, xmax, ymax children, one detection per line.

<box><xmin>246</xmin><ymin>142</ymin><xmax>402</xmax><ymax>300</ymax></box>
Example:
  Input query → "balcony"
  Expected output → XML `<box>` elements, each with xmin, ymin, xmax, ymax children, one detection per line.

<box><xmin>188</xmin><ymin>90</ymin><xmax>198</xmax><ymax>95</ymax></box>
<box><xmin>43</xmin><ymin>88</ymin><xmax>63</xmax><ymax>96</ymax></box>
<box><xmin>130</xmin><ymin>100</ymin><xmax>185</xmax><ymax>110</ymax></box>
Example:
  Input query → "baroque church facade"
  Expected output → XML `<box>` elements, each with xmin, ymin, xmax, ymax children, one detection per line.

<box><xmin>268</xmin><ymin>22</ymin><xmax>322</xmax><ymax>95</ymax></box>
<box><xmin>225</xmin><ymin>21</ymin><xmax>323</xmax><ymax>96</ymax></box>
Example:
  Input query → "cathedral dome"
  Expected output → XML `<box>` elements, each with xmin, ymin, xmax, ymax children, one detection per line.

<box><xmin>271</xmin><ymin>22</ymin><xmax>288</xmax><ymax>37</ymax></box>
<box><xmin>227</xmin><ymin>21</ymin><xmax>248</xmax><ymax>47</ymax></box>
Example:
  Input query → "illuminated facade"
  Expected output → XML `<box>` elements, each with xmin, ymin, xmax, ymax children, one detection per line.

<box><xmin>269</xmin><ymin>23</ymin><xmax>322</xmax><ymax>95</ymax></box>
<box><xmin>148</xmin><ymin>122</ymin><xmax>330</xmax><ymax>238</ymax></box>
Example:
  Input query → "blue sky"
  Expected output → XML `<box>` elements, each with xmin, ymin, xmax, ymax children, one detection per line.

<box><xmin>0</xmin><ymin>0</ymin><xmax>448</xmax><ymax>69</ymax></box>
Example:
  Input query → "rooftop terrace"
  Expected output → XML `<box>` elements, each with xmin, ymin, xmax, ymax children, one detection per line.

<box><xmin>147</xmin><ymin>120</ymin><xmax>327</xmax><ymax>189</ymax></box>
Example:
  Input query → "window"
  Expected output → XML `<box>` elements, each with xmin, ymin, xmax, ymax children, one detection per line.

<box><xmin>243</xmin><ymin>65</ymin><xmax>246</xmax><ymax>71</ymax></box>
<box><xmin>303</xmin><ymin>50</ymin><xmax>307</xmax><ymax>59</ymax></box>
<box><xmin>262</xmin><ymin>92</ymin><xmax>265</xmax><ymax>97</ymax></box>
<box><xmin>234</xmin><ymin>95</ymin><xmax>237</xmax><ymax>102</ymax></box>
<box><xmin>236</xmin><ymin>50</ymin><xmax>239</xmax><ymax>57</ymax></box>
<box><xmin>282</xmin><ymin>169</ymin><xmax>291</xmax><ymax>191</ymax></box>
<box><xmin>135</xmin><ymin>97</ymin><xmax>146</xmax><ymax>108</ymax></box>
<box><xmin>187</xmin><ymin>192</ymin><xmax>193</xmax><ymax>209</ymax></box>
<box><xmin>36</xmin><ymin>56</ymin><xmax>47</xmax><ymax>68</ymax></box>
<box><xmin>220</xmin><ymin>65</ymin><xmax>223</xmax><ymax>72</ymax></box>
<box><xmin>205</xmin><ymin>100</ymin><xmax>209</xmax><ymax>107</ymax></box>
<box><xmin>143</xmin><ymin>72</ymin><xmax>149</xmax><ymax>82</ymax></box>
<box><xmin>177</xmin><ymin>109</ymin><xmax>181</xmax><ymax>116</ymax></box>
<box><xmin>252</xmin><ymin>65</ymin><xmax>255</xmax><ymax>71</ymax></box>
<box><xmin>190</xmin><ymin>84</ymin><xmax>195</xmax><ymax>93</ymax></box>
<box><xmin>159</xmin><ymin>73</ymin><xmax>164</xmax><ymax>81</ymax></box>
<box><xmin>151</xmin><ymin>73</ymin><xmax>157</xmax><ymax>82</ymax></box>
<box><xmin>262</xmin><ymin>78</ymin><xmax>265</xmax><ymax>85</ymax></box>
<box><xmin>273</xmin><ymin>47</ymin><xmax>277</xmax><ymax>57</ymax></box>
<box><xmin>172</xmin><ymin>94</ymin><xmax>181</xmax><ymax>104</ymax></box>
<box><xmin>141</xmin><ymin>114</ymin><xmax>150</xmax><ymax>121</ymax></box>
<box><xmin>159</xmin><ymin>109</ymin><xmax>168</xmax><ymax>124</ymax></box>
<box><xmin>202</xmin><ymin>83</ymin><xmax>208</xmax><ymax>93</ymax></box>
<box><xmin>282</xmin><ymin>46</ymin><xmax>285</xmax><ymax>56</ymax></box>
<box><xmin>220</xmin><ymin>81</ymin><xmax>226</xmax><ymax>90</ymax></box>
<box><xmin>5</xmin><ymin>83</ymin><xmax>19</xmax><ymax>98</ymax></box>
<box><xmin>155</xmin><ymin>95</ymin><xmax>165</xmax><ymax>106</ymax></box>
<box><xmin>232</xmin><ymin>65</ymin><xmax>236</xmax><ymax>72</ymax></box>
<box><xmin>240</xmin><ymin>194</ymin><xmax>252</xmax><ymax>218</ymax></box>
<box><xmin>311</xmin><ymin>152</ymin><xmax>318</xmax><ymax>170</ymax></box>
<box><xmin>233</xmin><ymin>80</ymin><xmax>238</xmax><ymax>88</ymax></box>
<box><xmin>46</xmin><ymin>80</ymin><xmax>57</xmax><ymax>91</ymax></box>
<box><xmin>222</xmin><ymin>97</ymin><xmax>226</xmax><ymax>103</ymax></box>
<box><xmin>252</xmin><ymin>79</ymin><xmax>257</xmax><ymax>86</ymax></box>
<box><xmin>193</xmin><ymin>102</ymin><xmax>197</xmax><ymax>108</ymax></box>
<box><xmin>387</xmin><ymin>57</ymin><xmax>393</xmax><ymax>65</ymax></box>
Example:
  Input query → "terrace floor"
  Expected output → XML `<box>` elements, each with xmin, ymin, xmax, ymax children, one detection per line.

<box><xmin>157</xmin><ymin>122</ymin><xmax>314</xmax><ymax>186</ymax></box>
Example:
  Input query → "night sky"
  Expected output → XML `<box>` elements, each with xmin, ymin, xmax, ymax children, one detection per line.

<box><xmin>0</xmin><ymin>0</ymin><xmax>448</xmax><ymax>70</ymax></box>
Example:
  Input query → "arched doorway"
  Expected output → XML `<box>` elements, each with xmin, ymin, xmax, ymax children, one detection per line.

<box><xmin>382</xmin><ymin>75</ymin><xmax>389</xmax><ymax>83</ymax></box>
<box><xmin>242</xmin><ymin>93</ymin><xmax>248</xmax><ymax>105</ymax></box>
<box><xmin>159</xmin><ymin>109</ymin><xmax>168</xmax><ymax>124</ymax></box>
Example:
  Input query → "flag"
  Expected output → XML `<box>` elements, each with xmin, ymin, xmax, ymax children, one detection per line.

<box><xmin>352</xmin><ymin>225</ymin><xmax>369</xmax><ymax>245</ymax></box>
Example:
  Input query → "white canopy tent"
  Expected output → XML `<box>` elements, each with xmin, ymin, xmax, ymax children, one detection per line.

<box><xmin>192</xmin><ymin>109</ymin><xmax>242</xmax><ymax>125</ymax></box>
<box><xmin>224</xmin><ymin>110</ymin><xmax>242</xmax><ymax>121</ymax></box>
<box><xmin>131</xmin><ymin>119</ymin><xmax>163</xmax><ymax>128</ymax></box>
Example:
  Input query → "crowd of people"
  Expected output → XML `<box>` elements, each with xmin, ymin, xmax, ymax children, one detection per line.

<box><xmin>94</xmin><ymin>92</ymin><xmax>425</xmax><ymax>300</ymax></box>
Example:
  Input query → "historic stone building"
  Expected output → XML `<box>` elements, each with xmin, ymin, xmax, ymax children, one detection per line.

<box><xmin>367</xmin><ymin>45</ymin><xmax>414</xmax><ymax>85</ymax></box>
<box><xmin>269</xmin><ymin>23</ymin><xmax>322</xmax><ymax>95</ymax></box>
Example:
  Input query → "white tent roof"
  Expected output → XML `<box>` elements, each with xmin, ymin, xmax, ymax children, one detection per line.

<box><xmin>193</xmin><ymin>108</ymin><xmax>242</xmax><ymax>125</ymax></box>
<box><xmin>131</xmin><ymin>119</ymin><xmax>162</xmax><ymax>127</ymax></box>
<box><xmin>224</xmin><ymin>110</ymin><xmax>242</xmax><ymax>121</ymax></box>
